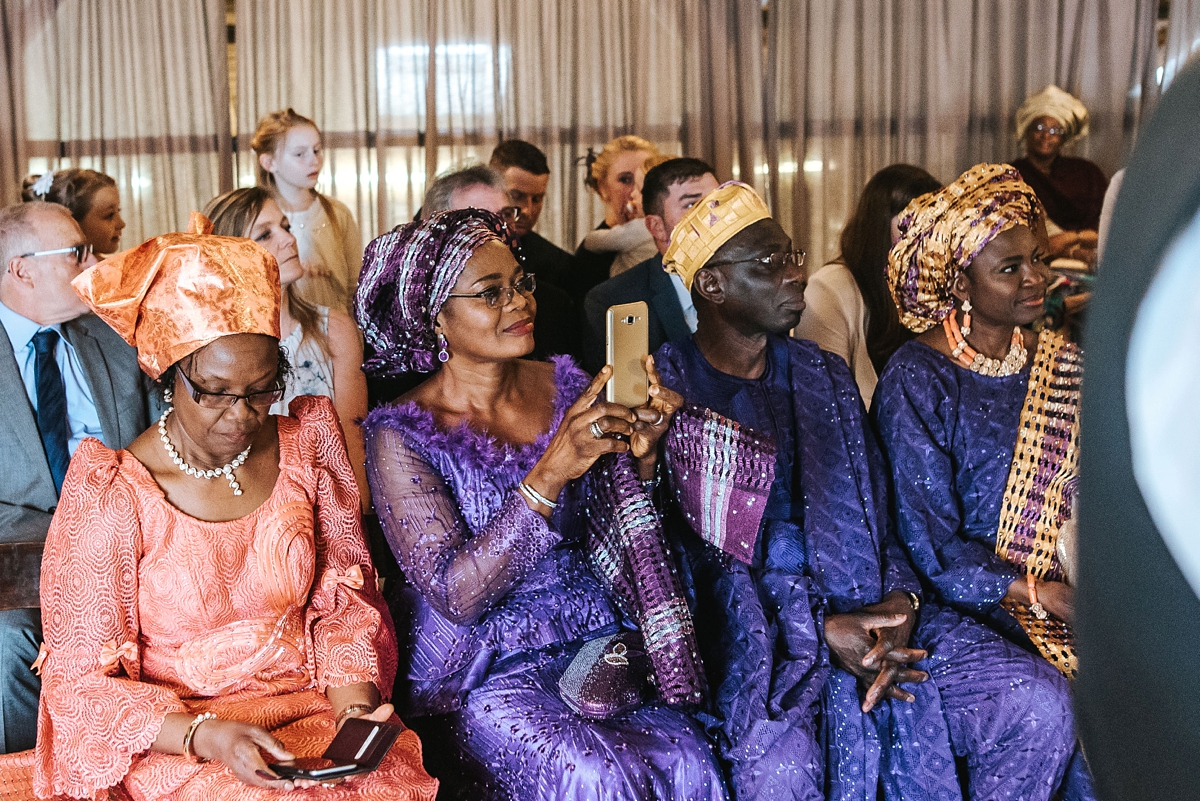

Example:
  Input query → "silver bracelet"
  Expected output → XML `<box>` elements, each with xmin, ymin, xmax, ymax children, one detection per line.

<box><xmin>518</xmin><ymin>481</ymin><xmax>558</xmax><ymax>510</ymax></box>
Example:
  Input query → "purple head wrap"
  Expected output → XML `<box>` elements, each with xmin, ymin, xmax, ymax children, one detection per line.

<box><xmin>355</xmin><ymin>209</ymin><xmax>517</xmax><ymax>376</ymax></box>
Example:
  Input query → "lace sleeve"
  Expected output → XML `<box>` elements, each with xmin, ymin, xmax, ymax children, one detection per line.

<box><xmin>292</xmin><ymin>396</ymin><xmax>398</xmax><ymax>698</ymax></box>
<box><xmin>33</xmin><ymin>442</ymin><xmax>187</xmax><ymax>798</ymax></box>
<box><xmin>365</xmin><ymin>422</ymin><xmax>561</xmax><ymax>625</ymax></box>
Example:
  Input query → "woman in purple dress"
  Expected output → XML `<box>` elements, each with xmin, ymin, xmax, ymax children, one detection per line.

<box><xmin>874</xmin><ymin>164</ymin><xmax>1096</xmax><ymax>799</ymax></box>
<box><xmin>354</xmin><ymin>209</ymin><xmax>725</xmax><ymax>800</ymax></box>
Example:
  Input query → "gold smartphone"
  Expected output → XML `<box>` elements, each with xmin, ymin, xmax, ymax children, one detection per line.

<box><xmin>606</xmin><ymin>301</ymin><xmax>650</xmax><ymax>407</ymax></box>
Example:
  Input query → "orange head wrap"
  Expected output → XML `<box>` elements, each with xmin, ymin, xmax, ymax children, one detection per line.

<box><xmin>72</xmin><ymin>212</ymin><xmax>281</xmax><ymax>379</ymax></box>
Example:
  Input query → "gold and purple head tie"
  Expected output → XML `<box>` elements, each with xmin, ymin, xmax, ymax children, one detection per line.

<box><xmin>354</xmin><ymin>209</ymin><xmax>516</xmax><ymax>376</ymax></box>
<box><xmin>887</xmin><ymin>163</ymin><xmax>1042</xmax><ymax>334</ymax></box>
<box><xmin>72</xmin><ymin>212</ymin><xmax>281</xmax><ymax>380</ymax></box>
<box><xmin>662</xmin><ymin>181</ymin><xmax>771</xmax><ymax>291</ymax></box>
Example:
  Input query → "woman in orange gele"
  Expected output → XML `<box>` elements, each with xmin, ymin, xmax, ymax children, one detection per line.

<box><xmin>8</xmin><ymin>215</ymin><xmax>436</xmax><ymax>800</ymax></box>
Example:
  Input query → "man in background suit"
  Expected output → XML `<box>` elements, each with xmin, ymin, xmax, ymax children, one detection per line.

<box><xmin>581</xmin><ymin>158</ymin><xmax>718</xmax><ymax>373</ymax></box>
<box><xmin>489</xmin><ymin>139</ymin><xmax>578</xmax><ymax>294</ymax></box>
<box><xmin>0</xmin><ymin>202</ymin><xmax>151</xmax><ymax>753</ymax></box>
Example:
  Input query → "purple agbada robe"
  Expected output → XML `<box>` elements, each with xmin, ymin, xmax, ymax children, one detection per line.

<box><xmin>873</xmin><ymin>339</ymin><xmax>1097</xmax><ymax>801</ymax></box>
<box><xmin>363</xmin><ymin>356</ymin><xmax>726</xmax><ymax>801</ymax></box>
<box><xmin>658</xmin><ymin>335</ymin><xmax>1083</xmax><ymax>801</ymax></box>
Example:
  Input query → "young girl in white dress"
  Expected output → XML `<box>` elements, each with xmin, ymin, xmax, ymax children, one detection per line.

<box><xmin>252</xmin><ymin>108</ymin><xmax>363</xmax><ymax>316</ymax></box>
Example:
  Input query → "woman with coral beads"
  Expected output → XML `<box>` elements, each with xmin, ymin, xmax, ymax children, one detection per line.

<box><xmin>874</xmin><ymin>164</ymin><xmax>1097</xmax><ymax>801</ymax></box>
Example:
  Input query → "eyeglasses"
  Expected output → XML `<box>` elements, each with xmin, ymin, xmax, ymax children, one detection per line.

<box><xmin>176</xmin><ymin>367</ymin><xmax>285</xmax><ymax>410</ymax></box>
<box><xmin>18</xmin><ymin>243</ymin><xmax>93</xmax><ymax>264</ymax></box>
<box><xmin>1031</xmin><ymin>123</ymin><xmax>1066</xmax><ymax>136</ymax></box>
<box><xmin>707</xmin><ymin>249</ymin><xmax>806</xmax><ymax>273</ymax></box>
<box><xmin>500</xmin><ymin>206</ymin><xmax>521</xmax><ymax>224</ymax></box>
<box><xmin>447</xmin><ymin>273</ymin><xmax>536</xmax><ymax>309</ymax></box>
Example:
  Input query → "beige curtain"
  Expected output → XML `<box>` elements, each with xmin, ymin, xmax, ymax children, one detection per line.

<box><xmin>768</xmin><ymin>0</ymin><xmax>1160</xmax><ymax>265</ymax></box>
<box><xmin>1</xmin><ymin>0</ymin><xmax>229</xmax><ymax>245</ymax></box>
<box><xmin>1163</xmin><ymin>0</ymin><xmax>1200</xmax><ymax>89</ymax></box>
<box><xmin>237</xmin><ymin>0</ymin><xmax>761</xmax><ymax>252</ymax></box>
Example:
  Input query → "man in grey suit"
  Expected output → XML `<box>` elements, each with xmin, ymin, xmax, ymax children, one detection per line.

<box><xmin>582</xmin><ymin>158</ymin><xmax>719</xmax><ymax>373</ymax></box>
<box><xmin>0</xmin><ymin>202</ymin><xmax>151</xmax><ymax>753</ymax></box>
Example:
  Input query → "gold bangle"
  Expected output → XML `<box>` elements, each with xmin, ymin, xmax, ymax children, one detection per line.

<box><xmin>182</xmin><ymin>711</ymin><xmax>217</xmax><ymax>764</ymax></box>
<box><xmin>335</xmin><ymin>703</ymin><xmax>375</xmax><ymax>729</ymax></box>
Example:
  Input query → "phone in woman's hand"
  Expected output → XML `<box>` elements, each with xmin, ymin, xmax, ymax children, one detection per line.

<box><xmin>271</xmin><ymin>717</ymin><xmax>403</xmax><ymax>780</ymax></box>
<box><xmin>606</xmin><ymin>301</ymin><xmax>649</xmax><ymax>408</ymax></box>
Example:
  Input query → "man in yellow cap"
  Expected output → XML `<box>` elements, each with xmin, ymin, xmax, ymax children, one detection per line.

<box><xmin>654</xmin><ymin>183</ymin><xmax>1078</xmax><ymax>799</ymax></box>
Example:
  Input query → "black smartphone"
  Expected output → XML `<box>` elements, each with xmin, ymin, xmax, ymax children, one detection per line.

<box><xmin>271</xmin><ymin>717</ymin><xmax>403</xmax><ymax>781</ymax></box>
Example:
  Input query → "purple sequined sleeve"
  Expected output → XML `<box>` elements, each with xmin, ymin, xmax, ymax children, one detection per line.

<box><xmin>874</xmin><ymin>348</ymin><xmax>1022</xmax><ymax>613</ymax></box>
<box><xmin>365</xmin><ymin>423</ymin><xmax>561</xmax><ymax>625</ymax></box>
<box><xmin>663</xmin><ymin>404</ymin><xmax>776</xmax><ymax>564</ymax></box>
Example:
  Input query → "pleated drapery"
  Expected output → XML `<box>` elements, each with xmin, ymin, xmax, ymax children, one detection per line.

<box><xmin>0</xmin><ymin>0</ymin><xmax>229</xmax><ymax>244</ymax></box>
<box><xmin>235</xmin><ymin>0</ymin><xmax>762</xmax><ymax>252</ymax></box>
<box><xmin>766</xmin><ymin>0</ymin><xmax>1160</xmax><ymax>264</ymax></box>
<box><xmin>0</xmin><ymin>1</ymin><xmax>1171</xmax><ymax>261</ymax></box>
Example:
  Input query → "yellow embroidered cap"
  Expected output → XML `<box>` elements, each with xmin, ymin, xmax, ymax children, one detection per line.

<box><xmin>663</xmin><ymin>181</ymin><xmax>771</xmax><ymax>290</ymax></box>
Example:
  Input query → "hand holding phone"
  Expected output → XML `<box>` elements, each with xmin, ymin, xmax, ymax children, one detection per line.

<box><xmin>606</xmin><ymin>302</ymin><xmax>650</xmax><ymax>408</ymax></box>
<box><xmin>270</xmin><ymin>717</ymin><xmax>404</xmax><ymax>781</ymax></box>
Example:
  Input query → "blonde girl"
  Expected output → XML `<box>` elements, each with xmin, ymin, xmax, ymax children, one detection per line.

<box><xmin>252</xmin><ymin>108</ymin><xmax>363</xmax><ymax>315</ymax></box>
<box><xmin>205</xmin><ymin>186</ymin><xmax>370</xmax><ymax>509</ymax></box>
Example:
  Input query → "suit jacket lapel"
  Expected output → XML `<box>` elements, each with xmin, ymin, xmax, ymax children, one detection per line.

<box><xmin>62</xmin><ymin>320</ymin><xmax>121</xmax><ymax>448</ymax></box>
<box><xmin>0</xmin><ymin>324</ymin><xmax>56</xmax><ymax>494</ymax></box>
<box><xmin>648</xmin><ymin>258</ymin><xmax>692</xmax><ymax>342</ymax></box>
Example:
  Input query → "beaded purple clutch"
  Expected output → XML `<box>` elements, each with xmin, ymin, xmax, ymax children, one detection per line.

<box><xmin>558</xmin><ymin>631</ymin><xmax>654</xmax><ymax>719</ymax></box>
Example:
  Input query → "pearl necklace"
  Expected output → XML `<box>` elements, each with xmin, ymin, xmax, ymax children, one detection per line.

<box><xmin>943</xmin><ymin>316</ymin><xmax>1028</xmax><ymax>377</ymax></box>
<box><xmin>158</xmin><ymin>407</ymin><xmax>251</xmax><ymax>496</ymax></box>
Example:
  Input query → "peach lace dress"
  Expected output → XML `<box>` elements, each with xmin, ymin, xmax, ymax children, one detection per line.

<box><xmin>7</xmin><ymin>396</ymin><xmax>436</xmax><ymax>801</ymax></box>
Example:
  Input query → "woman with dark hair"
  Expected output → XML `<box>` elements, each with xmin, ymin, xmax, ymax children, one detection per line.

<box><xmin>3</xmin><ymin>214</ymin><xmax>436</xmax><ymax>798</ymax></box>
<box><xmin>204</xmin><ymin>187</ymin><xmax>370</xmax><ymax>507</ymax></box>
<box><xmin>793</xmin><ymin>164</ymin><xmax>939</xmax><ymax>405</ymax></box>
<box><xmin>357</xmin><ymin>208</ymin><xmax>724</xmax><ymax>800</ymax></box>
<box><xmin>22</xmin><ymin>167</ymin><xmax>125</xmax><ymax>256</ymax></box>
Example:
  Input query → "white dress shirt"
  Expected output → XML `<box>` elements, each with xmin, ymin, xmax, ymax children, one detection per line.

<box><xmin>668</xmin><ymin>272</ymin><xmax>699</xmax><ymax>333</ymax></box>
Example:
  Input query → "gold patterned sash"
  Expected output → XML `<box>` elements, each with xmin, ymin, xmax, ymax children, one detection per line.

<box><xmin>995</xmin><ymin>329</ymin><xmax>1082</xmax><ymax>678</ymax></box>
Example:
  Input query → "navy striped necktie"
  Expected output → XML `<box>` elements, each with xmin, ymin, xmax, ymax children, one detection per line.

<box><xmin>32</xmin><ymin>329</ymin><xmax>71</xmax><ymax>495</ymax></box>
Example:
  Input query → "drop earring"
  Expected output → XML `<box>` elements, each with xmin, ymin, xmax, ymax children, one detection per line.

<box><xmin>961</xmin><ymin>299</ymin><xmax>973</xmax><ymax>336</ymax></box>
<box><xmin>163</xmin><ymin>386</ymin><xmax>174</xmax><ymax>404</ymax></box>
<box><xmin>437</xmin><ymin>332</ymin><xmax>450</xmax><ymax>363</ymax></box>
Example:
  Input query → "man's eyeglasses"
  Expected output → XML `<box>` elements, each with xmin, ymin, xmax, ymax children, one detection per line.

<box><xmin>707</xmin><ymin>249</ymin><xmax>806</xmax><ymax>273</ymax></box>
<box><xmin>447</xmin><ymin>274</ymin><xmax>536</xmax><ymax>309</ymax></box>
<box><xmin>176</xmin><ymin>367</ymin><xmax>285</xmax><ymax>410</ymax></box>
<box><xmin>500</xmin><ymin>206</ymin><xmax>521</xmax><ymax>224</ymax></box>
<box><xmin>18</xmin><ymin>243</ymin><xmax>93</xmax><ymax>264</ymax></box>
<box><xmin>1031</xmin><ymin>123</ymin><xmax>1066</xmax><ymax>136</ymax></box>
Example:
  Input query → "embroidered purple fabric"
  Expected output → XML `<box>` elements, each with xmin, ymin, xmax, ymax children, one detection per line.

<box><xmin>657</xmin><ymin>335</ymin><xmax>1092</xmax><ymax>801</ymax></box>
<box><xmin>664</xmin><ymin>404</ymin><xmax>775</xmax><ymax>565</ymax></box>
<box><xmin>363</xmin><ymin>356</ymin><xmax>727</xmax><ymax>800</ymax></box>
<box><xmin>581</xmin><ymin>453</ymin><xmax>706</xmax><ymax>707</ymax></box>
<box><xmin>874</xmin><ymin>338</ymin><xmax>1098</xmax><ymax>801</ymax></box>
